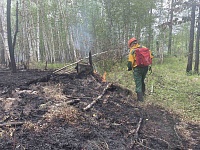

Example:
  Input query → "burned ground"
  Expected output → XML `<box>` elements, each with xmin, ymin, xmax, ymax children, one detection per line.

<box><xmin>0</xmin><ymin>69</ymin><xmax>199</xmax><ymax>150</ymax></box>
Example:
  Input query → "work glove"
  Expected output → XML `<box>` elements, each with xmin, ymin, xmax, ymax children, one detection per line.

<box><xmin>127</xmin><ymin>61</ymin><xmax>132</xmax><ymax>71</ymax></box>
<box><xmin>127</xmin><ymin>67</ymin><xmax>132</xmax><ymax>71</ymax></box>
<box><xmin>148</xmin><ymin>66</ymin><xmax>152</xmax><ymax>71</ymax></box>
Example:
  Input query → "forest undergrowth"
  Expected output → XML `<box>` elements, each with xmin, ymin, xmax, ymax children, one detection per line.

<box><xmin>106</xmin><ymin>56</ymin><xmax>200</xmax><ymax>123</ymax></box>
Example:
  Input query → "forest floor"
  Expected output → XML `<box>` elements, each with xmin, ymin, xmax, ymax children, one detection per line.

<box><xmin>0</xmin><ymin>68</ymin><xmax>199</xmax><ymax>150</ymax></box>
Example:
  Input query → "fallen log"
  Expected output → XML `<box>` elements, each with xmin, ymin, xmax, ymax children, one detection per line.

<box><xmin>0</xmin><ymin>121</ymin><xmax>24</xmax><ymax>127</ymax></box>
<box><xmin>83</xmin><ymin>83</ymin><xmax>112</xmax><ymax>111</ymax></box>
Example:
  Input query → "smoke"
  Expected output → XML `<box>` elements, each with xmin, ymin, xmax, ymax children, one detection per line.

<box><xmin>70</xmin><ymin>10</ymin><xmax>94</xmax><ymax>58</ymax></box>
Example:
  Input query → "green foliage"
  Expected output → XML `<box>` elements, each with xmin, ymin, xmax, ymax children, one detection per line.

<box><xmin>106</xmin><ymin>57</ymin><xmax>200</xmax><ymax>122</ymax></box>
<box><xmin>94</xmin><ymin>59</ymin><xmax>116</xmax><ymax>75</ymax></box>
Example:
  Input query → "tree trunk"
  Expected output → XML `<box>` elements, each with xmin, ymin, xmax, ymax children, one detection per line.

<box><xmin>194</xmin><ymin>5</ymin><xmax>200</xmax><ymax>73</ymax></box>
<box><xmin>186</xmin><ymin>4</ymin><xmax>196</xmax><ymax>73</ymax></box>
<box><xmin>147</xmin><ymin>5</ymin><xmax>153</xmax><ymax>49</ymax></box>
<box><xmin>168</xmin><ymin>0</ymin><xmax>174</xmax><ymax>55</ymax></box>
<box><xmin>12</xmin><ymin>1</ymin><xmax>19</xmax><ymax>53</ymax></box>
<box><xmin>7</xmin><ymin>0</ymin><xmax>16</xmax><ymax>73</ymax></box>
<box><xmin>156</xmin><ymin>41</ymin><xmax>159</xmax><ymax>57</ymax></box>
<box><xmin>0</xmin><ymin>16</ymin><xmax>5</xmax><ymax>64</ymax></box>
<box><xmin>36</xmin><ymin>0</ymin><xmax>40</xmax><ymax>62</ymax></box>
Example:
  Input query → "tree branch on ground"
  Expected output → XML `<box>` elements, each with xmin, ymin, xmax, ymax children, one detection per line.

<box><xmin>83</xmin><ymin>83</ymin><xmax>112</xmax><ymax>111</ymax></box>
<box><xmin>0</xmin><ymin>121</ymin><xmax>24</xmax><ymax>127</ymax></box>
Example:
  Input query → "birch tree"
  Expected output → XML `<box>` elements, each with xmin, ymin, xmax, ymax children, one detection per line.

<box><xmin>0</xmin><ymin>16</ymin><xmax>5</xmax><ymax>64</ymax></box>
<box><xmin>0</xmin><ymin>1</ymin><xmax>7</xmax><ymax>65</ymax></box>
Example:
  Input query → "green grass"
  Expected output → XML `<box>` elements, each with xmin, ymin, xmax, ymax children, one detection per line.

<box><xmin>106</xmin><ymin>57</ymin><xmax>200</xmax><ymax>122</ymax></box>
<box><xmin>34</xmin><ymin>62</ymin><xmax>68</xmax><ymax>70</ymax></box>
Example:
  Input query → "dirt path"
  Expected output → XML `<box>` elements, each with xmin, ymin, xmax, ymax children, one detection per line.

<box><xmin>0</xmin><ymin>69</ymin><xmax>199</xmax><ymax>150</ymax></box>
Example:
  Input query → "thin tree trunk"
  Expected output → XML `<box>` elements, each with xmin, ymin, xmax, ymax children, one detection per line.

<box><xmin>147</xmin><ymin>3</ymin><xmax>153</xmax><ymax>49</ymax></box>
<box><xmin>21</xmin><ymin>1</ymin><xmax>30</xmax><ymax>66</ymax></box>
<box><xmin>40</xmin><ymin>5</ymin><xmax>50</xmax><ymax>63</ymax></box>
<box><xmin>7</xmin><ymin>0</ymin><xmax>16</xmax><ymax>72</ymax></box>
<box><xmin>50</xmin><ymin>25</ymin><xmax>55</xmax><ymax>63</ymax></box>
<box><xmin>168</xmin><ymin>0</ymin><xmax>174</xmax><ymax>55</ymax></box>
<box><xmin>12</xmin><ymin>1</ymin><xmax>19</xmax><ymax>51</ymax></box>
<box><xmin>186</xmin><ymin>4</ymin><xmax>196</xmax><ymax>73</ymax></box>
<box><xmin>194</xmin><ymin>5</ymin><xmax>200</xmax><ymax>73</ymax></box>
<box><xmin>36</xmin><ymin>0</ymin><xmax>40</xmax><ymax>62</ymax></box>
<box><xmin>156</xmin><ymin>41</ymin><xmax>159</xmax><ymax>57</ymax></box>
<box><xmin>0</xmin><ymin>16</ymin><xmax>5</xmax><ymax>64</ymax></box>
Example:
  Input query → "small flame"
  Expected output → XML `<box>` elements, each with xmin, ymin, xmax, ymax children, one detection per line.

<box><xmin>102</xmin><ymin>72</ymin><xmax>107</xmax><ymax>82</ymax></box>
<box><xmin>93</xmin><ymin>70</ymin><xmax>97</xmax><ymax>74</ymax></box>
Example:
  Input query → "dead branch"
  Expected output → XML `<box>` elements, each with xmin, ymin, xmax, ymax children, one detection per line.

<box><xmin>0</xmin><ymin>121</ymin><xmax>24</xmax><ymax>127</ymax></box>
<box><xmin>65</xmin><ymin>66</ymin><xmax>77</xmax><ymax>73</ymax></box>
<box><xmin>53</xmin><ymin>50</ymin><xmax>115</xmax><ymax>74</ymax></box>
<box><xmin>83</xmin><ymin>83</ymin><xmax>112</xmax><ymax>111</ymax></box>
<box><xmin>174</xmin><ymin>125</ymin><xmax>184</xmax><ymax>148</ymax></box>
<box><xmin>66</xmin><ymin>99</ymin><xmax>80</xmax><ymax>105</ymax></box>
<box><xmin>127</xmin><ymin>118</ymin><xmax>143</xmax><ymax>138</ymax></box>
<box><xmin>129</xmin><ymin>118</ymin><xmax>143</xmax><ymax>149</ymax></box>
<box><xmin>134</xmin><ymin>118</ymin><xmax>143</xmax><ymax>141</ymax></box>
<box><xmin>53</xmin><ymin>62</ymin><xmax>77</xmax><ymax>74</ymax></box>
<box><xmin>151</xmin><ymin>83</ymin><xmax>154</xmax><ymax>93</ymax></box>
<box><xmin>66</xmin><ymin>95</ymin><xmax>91</xmax><ymax>99</ymax></box>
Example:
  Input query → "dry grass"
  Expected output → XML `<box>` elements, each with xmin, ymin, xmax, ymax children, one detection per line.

<box><xmin>44</xmin><ymin>106</ymin><xmax>80</xmax><ymax>124</ymax></box>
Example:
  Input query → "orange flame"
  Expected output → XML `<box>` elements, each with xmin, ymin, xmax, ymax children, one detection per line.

<box><xmin>102</xmin><ymin>72</ymin><xmax>107</xmax><ymax>82</ymax></box>
<box><xmin>93</xmin><ymin>70</ymin><xmax>97</xmax><ymax>74</ymax></box>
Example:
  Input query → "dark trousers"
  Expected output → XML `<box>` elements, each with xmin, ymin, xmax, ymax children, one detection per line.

<box><xmin>133</xmin><ymin>66</ymin><xmax>148</xmax><ymax>93</ymax></box>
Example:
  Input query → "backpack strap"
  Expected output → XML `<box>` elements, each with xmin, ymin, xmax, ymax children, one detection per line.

<box><xmin>131</xmin><ymin>45</ymin><xmax>142</xmax><ymax>55</ymax></box>
<box><xmin>131</xmin><ymin>50</ymin><xmax>135</xmax><ymax>55</ymax></box>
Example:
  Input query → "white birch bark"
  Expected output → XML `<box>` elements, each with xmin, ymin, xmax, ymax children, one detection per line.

<box><xmin>0</xmin><ymin>1</ymin><xmax>9</xmax><ymax>62</ymax></box>
<box><xmin>36</xmin><ymin>0</ymin><xmax>40</xmax><ymax>61</ymax></box>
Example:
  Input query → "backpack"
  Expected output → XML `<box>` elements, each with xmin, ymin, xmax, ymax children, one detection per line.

<box><xmin>135</xmin><ymin>46</ymin><xmax>152</xmax><ymax>67</ymax></box>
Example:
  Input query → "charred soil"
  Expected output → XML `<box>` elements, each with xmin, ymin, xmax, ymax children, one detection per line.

<box><xmin>0</xmin><ymin>69</ymin><xmax>199</xmax><ymax>150</ymax></box>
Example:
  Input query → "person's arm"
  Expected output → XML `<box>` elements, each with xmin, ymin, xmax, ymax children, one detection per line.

<box><xmin>127</xmin><ymin>50</ymin><xmax>135</xmax><ymax>71</ymax></box>
<box><xmin>150</xmin><ymin>50</ymin><xmax>154</xmax><ymax>59</ymax></box>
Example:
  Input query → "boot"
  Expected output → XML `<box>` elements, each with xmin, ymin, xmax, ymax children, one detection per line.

<box><xmin>137</xmin><ymin>92</ymin><xmax>144</xmax><ymax>101</ymax></box>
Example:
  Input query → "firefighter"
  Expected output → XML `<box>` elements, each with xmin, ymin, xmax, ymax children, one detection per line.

<box><xmin>127</xmin><ymin>37</ymin><xmax>153</xmax><ymax>101</ymax></box>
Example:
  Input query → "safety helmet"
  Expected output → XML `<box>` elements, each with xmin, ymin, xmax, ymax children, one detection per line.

<box><xmin>128</xmin><ymin>37</ymin><xmax>137</xmax><ymax>48</ymax></box>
